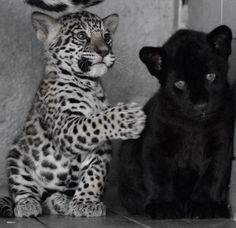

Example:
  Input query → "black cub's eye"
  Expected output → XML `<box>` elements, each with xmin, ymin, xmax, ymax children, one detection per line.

<box><xmin>174</xmin><ymin>80</ymin><xmax>186</xmax><ymax>90</ymax></box>
<box><xmin>206</xmin><ymin>73</ymin><xmax>216</xmax><ymax>82</ymax></box>
<box><xmin>77</xmin><ymin>31</ymin><xmax>88</xmax><ymax>40</ymax></box>
<box><xmin>104</xmin><ymin>32</ymin><xmax>111</xmax><ymax>43</ymax></box>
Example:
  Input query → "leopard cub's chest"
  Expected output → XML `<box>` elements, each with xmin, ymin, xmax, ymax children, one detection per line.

<box><xmin>51</xmin><ymin>78</ymin><xmax>109</xmax><ymax>115</ymax></box>
<box><xmin>77</xmin><ymin>81</ymin><xmax>109</xmax><ymax>113</ymax></box>
<box><xmin>93</xmin><ymin>87</ymin><xmax>109</xmax><ymax>111</ymax></box>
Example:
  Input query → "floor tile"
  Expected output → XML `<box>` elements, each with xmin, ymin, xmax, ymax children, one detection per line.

<box><xmin>0</xmin><ymin>217</ymin><xmax>45</xmax><ymax>228</ymax></box>
<box><xmin>37</xmin><ymin>212</ymin><xmax>145</xmax><ymax>228</ymax></box>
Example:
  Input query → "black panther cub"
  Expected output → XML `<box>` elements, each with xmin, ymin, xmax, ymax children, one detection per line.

<box><xmin>118</xmin><ymin>25</ymin><xmax>235</xmax><ymax>219</ymax></box>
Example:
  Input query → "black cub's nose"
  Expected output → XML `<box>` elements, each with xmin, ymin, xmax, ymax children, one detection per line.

<box><xmin>194</xmin><ymin>103</ymin><xmax>208</xmax><ymax>112</ymax></box>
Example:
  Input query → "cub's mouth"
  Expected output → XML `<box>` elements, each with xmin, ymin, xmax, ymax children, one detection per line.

<box><xmin>78</xmin><ymin>57</ymin><xmax>109</xmax><ymax>72</ymax></box>
<box><xmin>77</xmin><ymin>57</ymin><xmax>108</xmax><ymax>77</ymax></box>
<box><xmin>78</xmin><ymin>57</ymin><xmax>93</xmax><ymax>72</ymax></box>
<box><xmin>192</xmin><ymin>111</ymin><xmax>218</xmax><ymax>121</ymax></box>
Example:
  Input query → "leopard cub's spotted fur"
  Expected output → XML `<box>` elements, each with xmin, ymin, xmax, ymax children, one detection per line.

<box><xmin>0</xmin><ymin>11</ymin><xmax>146</xmax><ymax>218</ymax></box>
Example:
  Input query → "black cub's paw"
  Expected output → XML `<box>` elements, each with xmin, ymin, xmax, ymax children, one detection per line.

<box><xmin>145</xmin><ymin>202</ymin><xmax>182</xmax><ymax>219</ymax></box>
<box><xmin>188</xmin><ymin>201</ymin><xmax>230</xmax><ymax>219</ymax></box>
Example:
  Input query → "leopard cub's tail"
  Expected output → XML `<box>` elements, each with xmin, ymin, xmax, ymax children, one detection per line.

<box><xmin>0</xmin><ymin>196</ymin><xmax>15</xmax><ymax>218</ymax></box>
<box><xmin>25</xmin><ymin>0</ymin><xmax>104</xmax><ymax>18</ymax></box>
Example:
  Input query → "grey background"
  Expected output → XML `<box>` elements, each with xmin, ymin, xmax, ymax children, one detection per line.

<box><xmin>0</xmin><ymin>0</ymin><xmax>176</xmax><ymax>186</ymax></box>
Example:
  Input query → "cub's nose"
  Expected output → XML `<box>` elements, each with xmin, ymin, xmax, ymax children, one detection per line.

<box><xmin>194</xmin><ymin>103</ymin><xmax>208</xmax><ymax>112</ymax></box>
<box><xmin>96</xmin><ymin>46</ymin><xmax>109</xmax><ymax>57</ymax></box>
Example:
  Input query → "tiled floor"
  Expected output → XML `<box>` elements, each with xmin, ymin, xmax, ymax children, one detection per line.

<box><xmin>1</xmin><ymin>186</ymin><xmax>236</xmax><ymax>228</ymax></box>
<box><xmin>2</xmin><ymin>211</ymin><xmax>236</xmax><ymax>228</ymax></box>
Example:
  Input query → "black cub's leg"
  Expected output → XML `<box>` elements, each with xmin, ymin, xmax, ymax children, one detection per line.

<box><xmin>119</xmin><ymin>183</ymin><xmax>147</xmax><ymax>215</ymax></box>
<box><xmin>187</xmin><ymin>142</ymin><xmax>232</xmax><ymax>218</ymax></box>
<box><xmin>144</xmin><ymin>155</ymin><xmax>183</xmax><ymax>219</ymax></box>
<box><xmin>118</xmin><ymin>140</ymin><xmax>147</xmax><ymax>215</ymax></box>
<box><xmin>188</xmin><ymin>200</ymin><xmax>230</xmax><ymax>219</ymax></box>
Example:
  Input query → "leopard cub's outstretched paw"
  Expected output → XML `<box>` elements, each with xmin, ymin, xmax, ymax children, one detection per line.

<box><xmin>112</xmin><ymin>102</ymin><xmax>146</xmax><ymax>140</ymax></box>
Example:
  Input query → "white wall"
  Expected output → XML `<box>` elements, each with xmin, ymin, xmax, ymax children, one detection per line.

<box><xmin>0</xmin><ymin>0</ymin><xmax>176</xmax><ymax>186</ymax></box>
<box><xmin>0</xmin><ymin>1</ymin><xmax>42</xmax><ymax>186</ymax></box>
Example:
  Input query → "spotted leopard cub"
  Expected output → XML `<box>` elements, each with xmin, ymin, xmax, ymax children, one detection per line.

<box><xmin>0</xmin><ymin>11</ymin><xmax>146</xmax><ymax>218</ymax></box>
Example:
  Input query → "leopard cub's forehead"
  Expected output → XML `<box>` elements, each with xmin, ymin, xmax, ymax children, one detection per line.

<box><xmin>59</xmin><ymin>11</ymin><xmax>104</xmax><ymax>33</ymax></box>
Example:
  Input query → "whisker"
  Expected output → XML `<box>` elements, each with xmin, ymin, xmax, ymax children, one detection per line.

<box><xmin>115</xmin><ymin>61</ymin><xmax>127</xmax><ymax>67</ymax></box>
<box><xmin>115</xmin><ymin>60</ymin><xmax>133</xmax><ymax>74</ymax></box>
<box><xmin>114</xmin><ymin>65</ymin><xmax>131</xmax><ymax>75</ymax></box>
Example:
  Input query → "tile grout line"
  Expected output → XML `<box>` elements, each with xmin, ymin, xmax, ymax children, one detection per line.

<box><xmin>121</xmin><ymin>216</ymin><xmax>152</xmax><ymax>228</ymax></box>
<box><xmin>108</xmin><ymin>209</ymin><xmax>152</xmax><ymax>228</ymax></box>
<box><xmin>34</xmin><ymin>217</ymin><xmax>51</xmax><ymax>228</ymax></box>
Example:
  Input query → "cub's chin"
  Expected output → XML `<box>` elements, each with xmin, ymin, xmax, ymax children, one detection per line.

<box><xmin>87</xmin><ymin>63</ymin><xmax>108</xmax><ymax>77</ymax></box>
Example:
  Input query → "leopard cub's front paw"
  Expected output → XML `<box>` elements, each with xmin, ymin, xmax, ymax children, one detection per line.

<box><xmin>69</xmin><ymin>199</ymin><xmax>106</xmax><ymax>217</ymax></box>
<box><xmin>114</xmin><ymin>102</ymin><xmax>146</xmax><ymax>140</ymax></box>
<box><xmin>14</xmin><ymin>197</ymin><xmax>42</xmax><ymax>218</ymax></box>
<box><xmin>42</xmin><ymin>192</ymin><xmax>70</xmax><ymax>215</ymax></box>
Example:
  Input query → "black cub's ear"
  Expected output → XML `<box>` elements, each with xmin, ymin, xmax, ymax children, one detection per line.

<box><xmin>207</xmin><ymin>25</ymin><xmax>233</xmax><ymax>58</ymax></box>
<box><xmin>139</xmin><ymin>47</ymin><xmax>166</xmax><ymax>80</ymax></box>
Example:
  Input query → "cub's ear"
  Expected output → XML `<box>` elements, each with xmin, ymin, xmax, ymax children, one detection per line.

<box><xmin>103</xmin><ymin>14</ymin><xmax>119</xmax><ymax>34</ymax></box>
<box><xmin>31</xmin><ymin>12</ymin><xmax>61</xmax><ymax>44</ymax></box>
<box><xmin>139</xmin><ymin>47</ymin><xmax>166</xmax><ymax>80</ymax></box>
<box><xmin>207</xmin><ymin>25</ymin><xmax>233</xmax><ymax>58</ymax></box>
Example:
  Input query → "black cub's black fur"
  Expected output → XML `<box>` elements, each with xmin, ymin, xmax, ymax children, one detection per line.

<box><xmin>118</xmin><ymin>25</ymin><xmax>234</xmax><ymax>219</ymax></box>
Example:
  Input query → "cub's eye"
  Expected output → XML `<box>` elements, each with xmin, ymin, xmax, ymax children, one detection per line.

<box><xmin>77</xmin><ymin>31</ymin><xmax>88</xmax><ymax>40</ymax></box>
<box><xmin>206</xmin><ymin>73</ymin><xmax>216</xmax><ymax>82</ymax></box>
<box><xmin>174</xmin><ymin>81</ymin><xmax>186</xmax><ymax>90</ymax></box>
<box><xmin>104</xmin><ymin>32</ymin><xmax>112</xmax><ymax>43</ymax></box>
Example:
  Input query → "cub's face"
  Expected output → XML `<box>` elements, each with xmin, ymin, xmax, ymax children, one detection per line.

<box><xmin>31</xmin><ymin>11</ymin><xmax>119</xmax><ymax>77</ymax></box>
<box><xmin>140</xmin><ymin>26</ymin><xmax>232</xmax><ymax>121</ymax></box>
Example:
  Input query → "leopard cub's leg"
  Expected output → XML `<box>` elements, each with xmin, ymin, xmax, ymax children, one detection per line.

<box><xmin>69</xmin><ymin>147</ymin><xmax>111</xmax><ymax>217</ymax></box>
<box><xmin>42</xmin><ymin>192</ymin><xmax>71</xmax><ymax>215</ymax></box>
<box><xmin>7</xmin><ymin>148</ymin><xmax>42</xmax><ymax>217</ymax></box>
